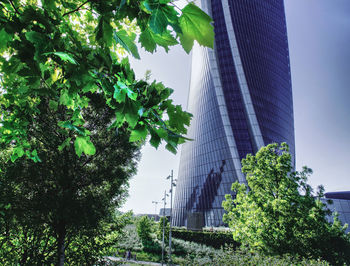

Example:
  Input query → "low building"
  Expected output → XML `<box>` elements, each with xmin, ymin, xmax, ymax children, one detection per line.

<box><xmin>159</xmin><ymin>208</ymin><xmax>171</xmax><ymax>218</ymax></box>
<box><xmin>323</xmin><ymin>191</ymin><xmax>350</xmax><ymax>233</ymax></box>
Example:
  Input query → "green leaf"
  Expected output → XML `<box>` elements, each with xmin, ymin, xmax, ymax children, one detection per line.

<box><xmin>25</xmin><ymin>31</ymin><xmax>44</xmax><ymax>45</ymax></box>
<box><xmin>11</xmin><ymin>146</ymin><xmax>25</xmax><ymax>162</ymax></box>
<box><xmin>179</xmin><ymin>3</ymin><xmax>214</xmax><ymax>53</ymax></box>
<box><xmin>152</xmin><ymin>31</ymin><xmax>178</xmax><ymax>52</ymax></box>
<box><xmin>150</xmin><ymin>7</ymin><xmax>168</xmax><ymax>35</ymax></box>
<box><xmin>44</xmin><ymin>52</ymin><xmax>78</xmax><ymax>65</ymax></box>
<box><xmin>58</xmin><ymin>137</ymin><xmax>71</xmax><ymax>151</ymax></box>
<box><xmin>161</xmin><ymin>4</ymin><xmax>181</xmax><ymax>33</ymax></box>
<box><xmin>165</xmin><ymin>143</ymin><xmax>177</xmax><ymax>154</ymax></box>
<box><xmin>113</xmin><ymin>84</ymin><xmax>126</xmax><ymax>103</ymax></box>
<box><xmin>31</xmin><ymin>149</ymin><xmax>42</xmax><ymax>163</ymax></box>
<box><xmin>96</xmin><ymin>16</ymin><xmax>113</xmax><ymax>47</ymax></box>
<box><xmin>139</xmin><ymin>28</ymin><xmax>157</xmax><ymax>53</ymax></box>
<box><xmin>167</xmin><ymin>104</ymin><xmax>191</xmax><ymax>133</ymax></box>
<box><xmin>59</xmin><ymin>90</ymin><xmax>74</xmax><ymax>107</ymax></box>
<box><xmin>114</xmin><ymin>81</ymin><xmax>137</xmax><ymax>103</ymax></box>
<box><xmin>42</xmin><ymin>0</ymin><xmax>56</xmax><ymax>10</ymax></box>
<box><xmin>82</xmin><ymin>80</ymin><xmax>97</xmax><ymax>93</ymax></box>
<box><xmin>149</xmin><ymin>130</ymin><xmax>161</xmax><ymax>149</ymax></box>
<box><xmin>15</xmin><ymin>147</ymin><xmax>25</xmax><ymax>158</ymax></box>
<box><xmin>127</xmin><ymin>90</ymin><xmax>137</xmax><ymax>101</ymax></box>
<box><xmin>114</xmin><ymin>30</ymin><xmax>140</xmax><ymax>59</ymax></box>
<box><xmin>59</xmin><ymin>121</ymin><xmax>87</xmax><ymax>136</ymax></box>
<box><xmin>129</xmin><ymin>125</ymin><xmax>148</xmax><ymax>142</ymax></box>
<box><xmin>139</xmin><ymin>28</ymin><xmax>178</xmax><ymax>53</ymax></box>
<box><xmin>124</xmin><ymin>100</ymin><xmax>139</xmax><ymax>128</ymax></box>
<box><xmin>49</xmin><ymin>100</ymin><xmax>58</xmax><ymax>111</ymax></box>
<box><xmin>74</xmin><ymin>136</ymin><xmax>96</xmax><ymax>157</ymax></box>
<box><xmin>0</xmin><ymin>28</ymin><xmax>11</xmax><ymax>52</ymax></box>
<box><xmin>118</xmin><ymin>0</ymin><xmax>126</xmax><ymax>10</ymax></box>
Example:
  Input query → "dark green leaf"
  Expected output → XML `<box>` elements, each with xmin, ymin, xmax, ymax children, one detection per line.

<box><xmin>149</xmin><ymin>129</ymin><xmax>161</xmax><ymax>149</ymax></box>
<box><xmin>49</xmin><ymin>100</ymin><xmax>58</xmax><ymax>111</ymax></box>
<box><xmin>44</xmin><ymin>52</ymin><xmax>78</xmax><ymax>65</ymax></box>
<box><xmin>139</xmin><ymin>28</ymin><xmax>157</xmax><ymax>53</ymax></box>
<box><xmin>149</xmin><ymin>6</ymin><xmax>168</xmax><ymax>34</ymax></box>
<box><xmin>0</xmin><ymin>28</ymin><xmax>11</xmax><ymax>52</ymax></box>
<box><xmin>114</xmin><ymin>30</ymin><xmax>140</xmax><ymax>59</ymax></box>
<box><xmin>165</xmin><ymin>143</ymin><xmax>177</xmax><ymax>154</ymax></box>
<box><xmin>58</xmin><ymin>137</ymin><xmax>71</xmax><ymax>151</ymax></box>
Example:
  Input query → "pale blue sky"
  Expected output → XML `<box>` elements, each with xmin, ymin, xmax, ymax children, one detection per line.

<box><xmin>121</xmin><ymin>0</ymin><xmax>350</xmax><ymax>214</ymax></box>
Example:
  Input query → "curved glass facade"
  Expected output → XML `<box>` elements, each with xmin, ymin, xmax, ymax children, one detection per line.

<box><xmin>173</xmin><ymin>0</ymin><xmax>295</xmax><ymax>227</ymax></box>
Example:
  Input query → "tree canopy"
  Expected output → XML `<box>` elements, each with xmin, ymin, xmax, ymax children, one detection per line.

<box><xmin>0</xmin><ymin>0</ymin><xmax>214</xmax><ymax>161</ymax></box>
<box><xmin>0</xmin><ymin>93</ymin><xmax>140</xmax><ymax>264</ymax></box>
<box><xmin>222</xmin><ymin>143</ymin><xmax>350</xmax><ymax>265</ymax></box>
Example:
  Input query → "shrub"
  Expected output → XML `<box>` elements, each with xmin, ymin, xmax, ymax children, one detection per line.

<box><xmin>171</xmin><ymin>228</ymin><xmax>238</xmax><ymax>249</ymax></box>
<box><xmin>114</xmin><ymin>224</ymin><xmax>142</xmax><ymax>252</ymax></box>
<box><xmin>181</xmin><ymin>246</ymin><xmax>329</xmax><ymax>266</ymax></box>
<box><xmin>172</xmin><ymin>238</ymin><xmax>221</xmax><ymax>258</ymax></box>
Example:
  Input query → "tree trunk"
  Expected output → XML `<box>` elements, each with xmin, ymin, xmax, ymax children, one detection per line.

<box><xmin>57</xmin><ymin>221</ymin><xmax>66</xmax><ymax>266</ymax></box>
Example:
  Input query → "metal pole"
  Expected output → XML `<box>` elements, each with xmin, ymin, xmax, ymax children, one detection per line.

<box><xmin>168</xmin><ymin>170</ymin><xmax>173</xmax><ymax>265</ymax></box>
<box><xmin>161</xmin><ymin>190</ymin><xmax>166</xmax><ymax>265</ymax></box>
<box><xmin>152</xmin><ymin>201</ymin><xmax>159</xmax><ymax>217</ymax></box>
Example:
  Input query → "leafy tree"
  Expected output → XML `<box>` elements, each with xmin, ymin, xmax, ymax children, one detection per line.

<box><xmin>136</xmin><ymin>215</ymin><xmax>161</xmax><ymax>253</ymax></box>
<box><xmin>0</xmin><ymin>0</ymin><xmax>214</xmax><ymax>160</ymax></box>
<box><xmin>137</xmin><ymin>216</ymin><xmax>154</xmax><ymax>244</ymax></box>
<box><xmin>222</xmin><ymin>143</ymin><xmax>350</xmax><ymax>265</ymax></box>
<box><xmin>0</xmin><ymin>94</ymin><xmax>140</xmax><ymax>264</ymax></box>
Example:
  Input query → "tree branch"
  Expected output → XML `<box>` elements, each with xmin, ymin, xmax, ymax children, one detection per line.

<box><xmin>63</xmin><ymin>0</ymin><xmax>90</xmax><ymax>17</ymax></box>
<box><xmin>8</xmin><ymin>0</ymin><xmax>20</xmax><ymax>15</ymax></box>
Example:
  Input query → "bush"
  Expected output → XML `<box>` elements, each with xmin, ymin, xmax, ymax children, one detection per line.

<box><xmin>172</xmin><ymin>238</ymin><xmax>221</xmax><ymax>258</ymax></box>
<box><xmin>115</xmin><ymin>224</ymin><xmax>142</xmax><ymax>252</ymax></box>
<box><xmin>181</xmin><ymin>246</ymin><xmax>329</xmax><ymax>266</ymax></box>
<box><xmin>171</xmin><ymin>228</ymin><xmax>238</xmax><ymax>249</ymax></box>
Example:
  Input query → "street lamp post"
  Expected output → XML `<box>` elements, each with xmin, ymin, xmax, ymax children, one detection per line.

<box><xmin>167</xmin><ymin>170</ymin><xmax>176</xmax><ymax>265</ymax></box>
<box><xmin>161</xmin><ymin>190</ymin><xmax>168</xmax><ymax>266</ymax></box>
<box><xmin>152</xmin><ymin>200</ymin><xmax>160</xmax><ymax>218</ymax></box>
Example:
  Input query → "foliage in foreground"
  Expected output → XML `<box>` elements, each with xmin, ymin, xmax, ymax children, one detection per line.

<box><xmin>0</xmin><ymin>0</ymin><xmax>214</xmax><ymax>160</ymax></box>
<box><xmin>0</xmin><ymin>94</ymin><xmax>139</xmax><ymax>264</ymax></box>
<box><xmin>0</xmin><ymin>211</ymin><xmax>133</xmax><ymax>265</ymax></box>
<box><xmin>222</xmin><ymin>143</ymin><xmax>350</xmax><ymax>265</ymax></box>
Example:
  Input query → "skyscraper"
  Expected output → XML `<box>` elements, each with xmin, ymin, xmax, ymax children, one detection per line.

<box><xmin>173</xmin><ymin>0</ymin><xmax>295</xmax><ymax>227</ymax></box>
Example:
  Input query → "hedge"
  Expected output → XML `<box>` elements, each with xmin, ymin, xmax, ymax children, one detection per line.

<box><xmin>171</xmin><ymin>228</ymin><xmax>238</xmax><ymax>249</ymax></box>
